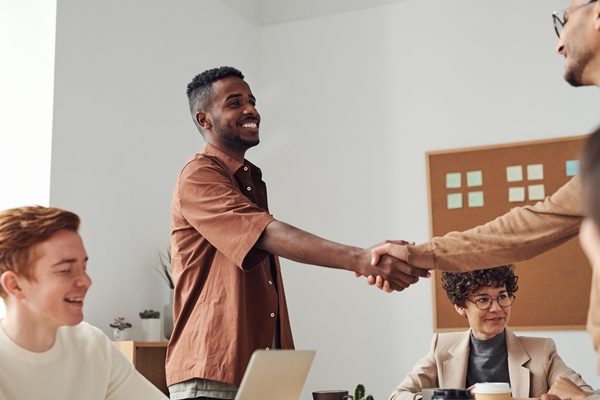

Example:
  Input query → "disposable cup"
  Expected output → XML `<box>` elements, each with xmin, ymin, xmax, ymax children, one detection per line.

<box><xmin>472</xmin><ymin>383</ymin><xmax>511</xmax><ymax>400</ymax></box>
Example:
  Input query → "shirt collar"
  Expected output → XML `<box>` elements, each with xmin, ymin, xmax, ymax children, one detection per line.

<box><xmin>202</xmin><ymin>142</ymin><xmax>247</xmax><ymax>175</ymax></box>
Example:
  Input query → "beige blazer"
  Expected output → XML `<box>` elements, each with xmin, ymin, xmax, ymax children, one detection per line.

<box><xmin>390</xmin><ymin>328</ymin><xmax>592</xmax><ymax>400</ymax></box>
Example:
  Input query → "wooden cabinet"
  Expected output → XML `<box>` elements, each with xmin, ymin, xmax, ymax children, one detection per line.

<box><xmin>114</xmin><ymin>341</ymin><xmax>168</xmax><ymax>395</ymax></box>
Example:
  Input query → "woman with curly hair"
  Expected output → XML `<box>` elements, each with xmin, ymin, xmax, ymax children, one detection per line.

<box><xmin>390</xmin><ymin>265</ymin><xmax>592</xmax><ymax>400</ymax></box>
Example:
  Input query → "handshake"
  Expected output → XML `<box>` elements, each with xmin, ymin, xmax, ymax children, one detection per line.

<box><xmin>354</xmin><ymin>240</ymin><xmax>431</xmax><ymax>293</ymax></box>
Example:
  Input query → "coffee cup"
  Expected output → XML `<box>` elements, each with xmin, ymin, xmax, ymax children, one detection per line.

<box><xmin>472</xmin><ymin>383</ymin><xmax>511</xmax><ymax>400</ymax></box>
<box><xmin>312</xmin><ymin>390</ymin><xmax>354</xmax><ymax>400</ymax></box>
<box><xmin>432</xmin><ymin>389</ymin><xmax>474</xmax><ymax>400</ymax></box>
<box><xmin>413</xmin><ymin>388</ymin><xmax>442</xmax><ymax>400</ymax></box>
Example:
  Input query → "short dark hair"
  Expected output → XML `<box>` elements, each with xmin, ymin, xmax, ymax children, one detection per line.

<box><xmin>186</xmin><ymin>66</ymin><xmax>245</xmax><ymax>115</ymax></box>
<box><xmin>0</xmin><ymin>206</ymin><xmax>80</xmax><ymax>298</ymax></box>
<box><xmin>581</xmin><ymin>127</ymin><xmax>600</xmax><ymax>227</ymax></box>
<box><xmin>441</xmin><ymin>265</ymin><xmax>518</xmax><ymax>308</ymax></box>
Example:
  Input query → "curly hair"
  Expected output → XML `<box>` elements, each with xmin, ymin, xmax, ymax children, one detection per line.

<box><xmin>581</xmin><ymin>127</ymin><xmax>600</xmax><ymax>228</ymax></box>
<box><xmin>186</xmin><ymin>66</ymin><xmax>245</xmax><ymax>116</ymax></box>
<box><xmin>441</xmin><ymin>265</ymin><xmax>518</xmax><ymax>308</ymax></box>
<box><xmin>0</xmin><ymin>206</ymin><xmax>80</xmax><ymax>298</ymax></box>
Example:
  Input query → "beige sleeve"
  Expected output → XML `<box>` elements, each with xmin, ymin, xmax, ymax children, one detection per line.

<box><xmin>406</xmin><ymin>176</ymin><xmax>583</xmax><ymax>272</ymax></box>
<box><xmin>390</xmin><ymin>334</ymin><xmax>440</xmax><ymax>400</ymax></box>
<box><xmin>587</xmin><ymin>260</ymin><xmax>600</xmax><ymax>370</ymax></box>
<box><xmin>544</xmin><ymin>338</ymin><xmax>594</xmax><ymax>394</ymax></box>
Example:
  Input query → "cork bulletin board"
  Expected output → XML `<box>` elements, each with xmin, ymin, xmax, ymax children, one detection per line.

<box><xmin>428</xmin><ymin>135</ymin><xmax>591</xmax><ymax>332</ymax></box>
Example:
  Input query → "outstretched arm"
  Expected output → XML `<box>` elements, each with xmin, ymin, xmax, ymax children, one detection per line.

<box><xmin>255</xmin><ymin>220</ymin><xmax>430</xmax><ymax>292</ymax></box>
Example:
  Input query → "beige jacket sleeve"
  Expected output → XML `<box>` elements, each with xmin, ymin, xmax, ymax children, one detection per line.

<box><xmin>389</xmin><ymin>334</ymin><xmax>442</xmax><ymax>400</ymax></box>
<box><xmin>406</xmin><ymin>176</ymin><xmax>583</xmax><ymax>272</ymax></box>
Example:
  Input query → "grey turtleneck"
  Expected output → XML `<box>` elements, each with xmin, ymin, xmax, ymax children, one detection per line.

<box><xmin>466</xmin><ymin>329</ymin><xmax>510</xmax><ymax>388</ymax></box>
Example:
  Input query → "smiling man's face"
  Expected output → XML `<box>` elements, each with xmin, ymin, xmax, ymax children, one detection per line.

<box><xmin>203</xmin><ymin>76</ymin><xmax>261</xmax><ymax>151</ymax></box>
<box><xmin>18</xmin><ymin>229</ymin><xmax>91</xmax><ymax>331</ymax></box>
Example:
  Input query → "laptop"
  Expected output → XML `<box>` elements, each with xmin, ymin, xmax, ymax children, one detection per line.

<box><xmin>235</xmin><ymin>349</ymin><xmax>316</xmax><ymax>400</ymax></box>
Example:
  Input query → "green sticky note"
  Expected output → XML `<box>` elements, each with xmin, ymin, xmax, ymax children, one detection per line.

<box><xmin>468</xmin><ymin>191</ymin><xmax>484</xmax><ymax>207</ymax></box>
<box><xmin>447</xmin><ymin>193</ymin><xmax>463</xmax><ymax>209</ymax></box>
<box><xmin>467</xmin><ymin>171</ymin><xmax>483</xmax><ymax>187</ymax></box>
<box><xmin>446</xmin><ymin>173</ymin><xmax>461</xmax><ymax>189</ymax></box>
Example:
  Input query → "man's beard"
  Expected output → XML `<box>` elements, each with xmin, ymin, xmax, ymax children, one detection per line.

<box><xmin>564</xmin><ymin>32</ymin><xmax>594</xmax><ymax>87</ymax></box>
<box><xmin>213</xmin><ymin>117</ymin><xmax>259</xmax><ymax>148</ymax></box>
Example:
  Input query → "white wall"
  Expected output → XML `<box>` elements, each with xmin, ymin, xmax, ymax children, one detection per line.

<box><xmin>256</xmin><ymin>0</ymin><xmax>600</xmax><ymax>398</ymax></box>
<box><xmin>0</xmin><ymin>0</ymin><xmax>57</xmax><ymax>319</ymax></box>
<box><xmin>50</xmin><ymin>0</ymin><xmax>260</xmax><ymax>340</ymax></box>
<box><xmin>0</xmin><ymin>0</ymin><xmax>55</xmax><ymax>210</ymax></box>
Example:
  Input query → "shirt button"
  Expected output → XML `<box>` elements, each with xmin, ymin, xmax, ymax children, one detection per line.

<box><xmin>247</xmin><ymin>186</ymin><xmax>251</xmax><ymax>191</ymax></box>
<box><xmin>270</xmin><ymin>313</ymin><xmax>275</xmax><ymax>317</ymax></box>
<box><xmin>268</xmin><ymin>280</ymin><xmax>273</xmax><ymax>285</ymax></box>
<box><xmin>244</xmin><ymin>166</ymin><xmax>248</xmax><ymax>171</ymax></box>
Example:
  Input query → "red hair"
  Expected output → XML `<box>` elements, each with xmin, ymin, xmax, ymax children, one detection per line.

<box><xmin>0</xmin><ymin>206</ymin><xmax>80</xmax><ymax>297</ymax></box>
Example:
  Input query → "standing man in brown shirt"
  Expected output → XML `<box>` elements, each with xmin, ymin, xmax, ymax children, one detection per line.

<box><xmin>369</xmin><ymin>0</ymin><xmax>600</xmax><ymax>373</ymax></box>
<box><xmin>166</xmin><ymin>66</ymin><xmax>430</xmax><ymax>400</ymax></box>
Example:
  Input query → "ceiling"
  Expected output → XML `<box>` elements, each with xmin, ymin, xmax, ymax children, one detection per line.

<box><xmin>218</xmin><ymin>0</ymin><xmax>409</xmax><ymax>27</ymax></box>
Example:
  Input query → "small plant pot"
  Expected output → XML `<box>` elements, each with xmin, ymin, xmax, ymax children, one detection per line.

<box><xmin>141</xmin><ymin>318</ymin><xmax>161</xmax><ymax>342</ymax></box>
<box><xmin>113</xmin><ymin>328</ymin><xmax>131</xmax><ymax>341</ymax></box>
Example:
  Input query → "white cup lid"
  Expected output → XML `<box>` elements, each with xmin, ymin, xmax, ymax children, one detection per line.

<box><xmin>472</xmin><ymin>383</ymin><xmax>511</xmax><ymax>394</ymax></box>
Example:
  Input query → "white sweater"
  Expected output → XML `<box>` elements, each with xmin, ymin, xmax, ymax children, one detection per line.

<box><xmin>0</xmin><ymin>322</ymin><xmax>168</xmax><ymax>400</ymax></box>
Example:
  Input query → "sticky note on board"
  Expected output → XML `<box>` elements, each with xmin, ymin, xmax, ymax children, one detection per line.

<box><xmin>527</xmin><ymin>164</ymin><xmax>544</xmax><ymax>180</ymax></box>
<box><xmin>468</xmin><ymin>191</ymin><xmax>484</xmax><ymax>207</ymax></box>
<box><xmin>566</xmin><ymin>160</ymin><xmax>580</xmax><ymax>177</ymax></box>
<box><xmin>506</xmin><ymin>166</ymin><xmax>523</xmax><ymax>182</ymax></box>
<box><xmin>446</xmin><ymin>173</ymin><xmax>461</xmax><ymax>189</ymax></box>
<box><xmin>447</xmin><ymin>193</ymin><xmax>463</xmax><ymax>209</ymax></box>
<box><xmin>466</xmin><ymin>171</ymin><xmax>483</xmax><ymax>187</ymax></box>
<box><xmin>528</xmin><ymin>184</ymin><xmax>545</xmax><ymax>201</ymax></box>
<box><xmin>508</xmin><ymin>187</ymin><xmax>525</xmax><ymax>202</ymax></box>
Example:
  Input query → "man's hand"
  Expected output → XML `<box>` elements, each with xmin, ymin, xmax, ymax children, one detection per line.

<box><xmin>547</xmin><ymin>377</ymin><xmax>593</xmax><ymax>400</ymax></box>
<box><xmin>355</xmin><ymin>252</ymin><xmax>430</xmax><ymax>293</ymax></box>
<box><xmin>354</xmin><ymin>240</ymin><xmax>430</xmax><ymax>292</ymax></box>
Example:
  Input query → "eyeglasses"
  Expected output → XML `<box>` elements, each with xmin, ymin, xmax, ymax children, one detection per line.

<box><xmin>553</xmin><ymin>0</ymin><xmax>598</xmax><ymax>38</ymax></box>
<box><xmin>465</xmin><ymin>293</ymin><xmax>515</xmax><ymax>310</ymax></box>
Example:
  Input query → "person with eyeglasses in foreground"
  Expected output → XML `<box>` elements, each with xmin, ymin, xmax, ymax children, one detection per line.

<box><xmin>541</xmin><ymin>129</ymin><xmax>600</xmax><ymax>400</ymax></box>
<box><xmin>390</xmin><ymin>265</ymin><xmax>593</xmax><ymax>400</ymax></box>
<box><xmin>0</xmin><ymin>206</ymin><xmax>168</xmax><ymax>400</ymax></box>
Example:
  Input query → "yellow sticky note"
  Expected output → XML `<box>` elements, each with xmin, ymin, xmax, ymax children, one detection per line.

<box><xmin>506</xmin><ymin>166</ymin><xmax>523</xmax><ymax>182</ymax></box>
<box><xmin>528</xmin><ymin>184</ymin><xmax>545</xmax><ymax>201</ymax></box>
<box><xmin>508</xmin><ymin>187</ymin><xmax>525</xmax><ymax>202</ymax></box>
<box><xmin>527</xmin><ymin>164</ymin><xmax>544</xmax><ymax>181</ymax></box>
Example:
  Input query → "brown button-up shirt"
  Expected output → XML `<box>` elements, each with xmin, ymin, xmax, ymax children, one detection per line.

<box><xmin>166</xmin><ymin>143</ymin><xmax>294</xmax><ymax>387</ymax></box>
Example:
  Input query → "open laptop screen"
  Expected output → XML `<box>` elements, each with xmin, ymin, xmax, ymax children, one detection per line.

<box><xmin>235</xmin><ymin>350</ymin><xmax>316</xmax><ymax>400</ymax></box>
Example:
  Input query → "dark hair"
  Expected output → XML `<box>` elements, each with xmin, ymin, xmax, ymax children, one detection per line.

<box><xmin>186</xmin><ymin>66</ymin><xmax>245</xmax><ymax>115</ymax></box>
<box><xmin>441</xmin><ymin>265</ymin><xmax>518</xmax><ymax>308</ymax></box>
<box><xmin>0</xmin><ymin>206</ymin><xmax>80</xmax><ymax>298</ymax></box>
<box><xmin>581</xmin><ymin>127</ymin><xmax>600</xmax><ymax>227</ymax></box>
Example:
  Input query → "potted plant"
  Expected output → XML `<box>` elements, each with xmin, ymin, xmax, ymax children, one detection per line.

<box><xmin>139</xmin><ymin>309</ymin><xmax>161</xmax><ymax>342</ymax></box>
<box><xmin>109</xmin><ymin>317</ymin><xmax>132</xmax><ymax>341</ymax></box>
<box><xmin>355</xmin><ymin>383</ymin><xmax>374</xmax><ymax>400</ymax></box>
<box><xmin>154</xmin><ymin>245</ymin><xmax>174</xmax><ymax>340</ymax></box>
